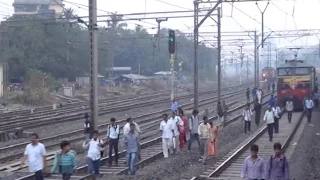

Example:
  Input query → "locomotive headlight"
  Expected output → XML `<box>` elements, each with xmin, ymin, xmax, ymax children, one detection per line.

<box><xmin>263</xmin><ymin>73</ymin><xmax>266</xmax><ymax>77</ymax></box>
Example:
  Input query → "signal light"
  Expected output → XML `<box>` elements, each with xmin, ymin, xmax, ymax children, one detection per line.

<box><xmin>168</xmin><ymin>29</ymin><xmax>175</xmax><ymax>54</ymax></box>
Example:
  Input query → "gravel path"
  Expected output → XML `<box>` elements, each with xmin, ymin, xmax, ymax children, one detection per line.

<box><xmin>287</xmin><ymin>109</ymin><xmax>320</xmax><ymax>180</ymax></box>
<box><xmin>97</xmin><ymin>101</ymin><xmax>269</xmax><ymax>180</ymax></box>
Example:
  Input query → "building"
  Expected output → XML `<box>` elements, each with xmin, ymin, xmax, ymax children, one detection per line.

<box><xmin>13</xmin><ymin>0</ymin><xmax>64</xmax><ymax>18</ymax></box>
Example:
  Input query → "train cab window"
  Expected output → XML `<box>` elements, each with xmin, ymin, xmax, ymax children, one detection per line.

<box><xmin>278</xmin><ymin>83</ymin><xmax>291</xmax><ymax>90</ymax></box>
<box><xmin>278</xmin><ymin>68</ymin><xmax>292</xmax><ymax>76</ymax></box>
<box><xmin>295</xmin><ymin>67</ymin><xmax>309</xmax><ymax>75</ymax></box>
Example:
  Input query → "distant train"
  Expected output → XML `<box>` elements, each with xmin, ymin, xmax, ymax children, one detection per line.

<box><xmin>262</xmin><ymin>66</ymin><xmax>276</xmax><ymax>82</ymax></box>
<box><xmin>276</xmin><ymin>60</ymin><xmax>318</xmax><ymax>110</ymax></box>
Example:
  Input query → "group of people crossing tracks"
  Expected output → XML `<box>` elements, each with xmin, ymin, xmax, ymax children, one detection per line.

<box><xmin>18</xmin><ymin>84</ymin><xmax>316</xmax><ymax>180</ymax></box>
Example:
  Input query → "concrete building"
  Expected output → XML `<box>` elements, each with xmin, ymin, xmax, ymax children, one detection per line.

<box><xmin>13</xmin><ymin>0</ymin><xmax>64</xmax><ymax>18</ymax></box>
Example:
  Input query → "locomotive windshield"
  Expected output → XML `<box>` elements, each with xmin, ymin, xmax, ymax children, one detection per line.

<box><xmin>278</xmin><ymin>68</ymin><xmax>292</xmax><ymax>76</ymax></box>
<box><xmin>277</xmin><ymin>67</ymin><xmax>310</xmax><ymax>76</ymax></box>
<box><xmin>295</xmin><ymin>67</ymin><xmax>309</xmax><ymax>75</ymax></box>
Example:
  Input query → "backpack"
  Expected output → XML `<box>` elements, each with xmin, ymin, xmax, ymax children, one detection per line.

<box><xmin>108</xmin><ymin>124</ymin><xmax>120</xmax><ymax>140</ymax></box>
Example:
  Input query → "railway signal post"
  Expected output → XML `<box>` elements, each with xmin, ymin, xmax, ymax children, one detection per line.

<box><xmin>88</xmin><ymin>0</ymin><xmax>99</xmax><ymax>130</ymax></box>
<box><xmin>169</xmin><ymin>29</ymin><xmax>175</xmax><ymax>100</ymax></box>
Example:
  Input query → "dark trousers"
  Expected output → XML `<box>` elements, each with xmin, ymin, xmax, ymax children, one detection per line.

<box><xmin>306</xmin><ymin>108</ymin><xmax>313</xmax><ymax>123</ymax></box>
<box><xmin>188</xmin><ymin>133</ymin><xmax>201</xmax><ymax>152</ymax></box>
<box><xmin>287</xmin><ymin>111</ymin><xmax>292</xmax><ymax>123</ymax></box>
<box><xmin>34</xmin><ymin>170</ymin><xmax>44</xmax><ymax>180</ymax></box>
<box><xmin>109</xmin><ymin>139</ymin><xmax>119</xmax><ymax>164</ymax></box>
<box><xmin>255</xmin><ymin>111</ymin><xmax>261</xmax><ymax>126</ymax></box>
<box><xmin>267</xmin><ymin>123</ymin><xmax>274</xmax><ymax>141</ymax></box>
<box><xmin>244</xmin><ymin>121</ymin><xmax>251</xmax><ymax>133</ymax></box>
<box><xmin>274</xmin><ymin>117</ymin><xmax>279</xmax><ymax>133</ymax></box>
<box><xmin>62</xmin><ymin>173</ymin><xmax>72</xmax><ymax>180</ymax></box>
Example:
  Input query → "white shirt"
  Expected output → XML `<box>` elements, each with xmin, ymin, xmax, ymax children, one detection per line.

<box><xmin>123</xmin><ymin>122</ymin><xmax>141</xmax><ymax>136</ymax></box>
<box><xmin>242</xmin><ymin>109</ymin><xmax>253</xmax><ymax>121</ymax></box>
<box><xmin>286</xmin><ymin>101</ymin><xmax>294</xmax><ymax>111</ymax></box>
<box><xmin>168</xmin><ymin>116</ymin><xmax>184</xmax><ymax>136</ymax></box>
<box><xmin>107</xmin><ymin>124</ymin><xmax>120</xmax><ymax>139</ymax></box>
<box><xmin>305</xmin><ymin>99</ymin><xmax>314</xmax><ymax>109</ymax></box>
<box><xmin>160</xmin><ymin>120</ymin><xmax>174</xmax><ymax>139</ymax></box>
<box><xmin>24</xmin><ymin>143</ymin><xmax>46</xmax><ymax>173</ymax></box>
<box><xmin>263</xmin><ymin>110</ymin><xmax>274</xmax><ymax>124</ymax></box>
<box><xmin>83</xmin><ymin>139</ymin><xmax>102</xmax><ymax>160</ymax></box>
<box><xmin>272</xmin><ymin>106</ymin><xmax>281</xmax><ymax>118</ymax></box>
<box><xmin>256</xmin><ymin>90</ymin><xmax>262</xmax><ymax>98</ymax></box>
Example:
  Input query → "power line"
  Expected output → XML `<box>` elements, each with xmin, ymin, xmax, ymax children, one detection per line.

<box><xmin>154</xmin><ymin>0</ymin><xmax>192</xmax><ymax>10</ymax></box>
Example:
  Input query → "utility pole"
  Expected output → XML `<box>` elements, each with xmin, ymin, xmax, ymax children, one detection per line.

<box><xmin>254</xmin><ymin>30</ymin><xmax>257</xmax><ymax>88</ymax></box>
<box><xmin>257</xmin><ymin>36</ymin><xmax>260</xmax><ymax>86</ymax></box>
<box><xmin>193</xmin><ymin>0</ymin><xmax>199</xmax><ymax>109</ymax></box>
<box><xmin>238</xmin><ymin>42</ymin><xmax>244</xmax><ymax>85</ymax></box>
<box><xmin>156</xmin><ymin>18</ymin><xmax>168</xmax><ymax>51</ymax></box>
<box><xmin>246</xmin><ymin>55</ymin><xmax>249</xmax><ymax>82</ymax></box>
<box><xmin>256</xmin><ymin>1</ymin><xmax>269</xmax><ymax>48</ymax></box>
<box><xmin>88</xmin><ymin>0</ymin><xmax>99</xmax><ymax>130</ymax></box>
<box><xmin>217</xmin><ymin>7</ymin><xmax>221</xmax><ymax>102</ymax></box>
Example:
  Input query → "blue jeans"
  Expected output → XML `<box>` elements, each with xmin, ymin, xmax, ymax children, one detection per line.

<box><xmin>188</xmin><ymin>133</ymin><xmax>201</xmax><ymax>152</ymax></box>
<box><xmin>87</xmin><ymin>158</ymin><xmax>100</xmax><ymax>175</ymax></box>
<box><xmin>126</xmin><ymin>152</ymin><xmax>137</xmax><ymax>175</ymax></box>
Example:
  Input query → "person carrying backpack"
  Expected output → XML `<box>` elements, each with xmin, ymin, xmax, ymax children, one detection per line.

<box><xmin>265</xmin><ymin>142</ymin><xmax>289</xmax><ymax>180</ymax></box>
<box><xmin>107</xmin><ymin>118</ymin><xmax>120</xmax><ymax>166</ymax></box>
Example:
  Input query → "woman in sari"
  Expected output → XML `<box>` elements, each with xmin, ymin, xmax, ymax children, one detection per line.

<box><xmin>208</xmin><ymin>122</ymin><xmax>218</xmax><ymax>157</ymax></box>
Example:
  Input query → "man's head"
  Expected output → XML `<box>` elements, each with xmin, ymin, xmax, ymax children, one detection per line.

<box><xmin>268</xmin><ymin>106</ymin><xmax>272</xmax><ymax>111</ymax></box>
<box><xmin>110</xmin><ymin>117</ymin><xmax>116</xmax><ymax>124</ymax></box>
<box><xmin>126</xmin><ymin>117</ymin><xmax>132</xmax><ymax>123</ymax></box>
<box><xmin>172</xmin><ymin>98</ymin><xmax>175</xmax><ymax>102</ymax></box>
<box><xmin>84</xmin><ymin>113</ymin><xmax>89</xmax><ymax>119</ymax></box>
<box><xmin>163</xmin><ymin>113</ymin><xmax>168</xmax><ymax>121</ymax></box>
<box><xmin>273</xmin><ymin>142</ymin><xmax>282</xmax><ymax>156</ymax></box>
<box><xmin>60</xmin><ymin>140</ymin><xmax>71</xmax><ymax>152</ymax></box>
<box><xmin>130</xmin><ymin>123</ymin><xmax>135</xmax><ymax>132</ymax></box>
<box><xmin>192</xmin><ymin>109</ymin><xmax>199</xmax><ymax>116</ymax></box>
<box><xmin>172</xmin><ymin>111</ymin><xmax>176</xmax><ymax>118</ymax></box>
<box><xmin>178</xmin><ymin>110</ymin><xmax>184</xmax><ymax>116</ymax></box>
<box><xmin>271</xmin><ymin>94</ymin><xmax>274</xmax><ymax>98</ymax></box>
<box><xmin>92</xmin><ymin>130</ymin><xmax>99</xmax><ymax>140</ymax></box>
<box><xmin>250</xmin><ymin>144</ymin><xmax>259</xmax><ymax>157</ymax></box>
<box><xmin>30</xmin><ymin>133</ymin><xmax>39</xmax><ymax>145</ymax></box>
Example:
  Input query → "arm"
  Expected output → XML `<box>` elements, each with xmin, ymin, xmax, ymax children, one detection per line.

<box><xmin>250</xmin><ymin>110</ymin><xmax>253</xmax><ymax>116</ymax></box>
<box><xmin>263</xmin><ymin>112</ymin><xmax>267</xmax><ymax>121</ymax></box>
<box><xmin>51</xmin><ymin>153</ymin><xmax>59</xmax><ymax>173</ymax></box>
<box><xmin>260</xmin><ymin>160</ymin><xmax>265</xmax><ymax>179</ymax></box>
<box><xmin>264</xmin><ymin>157</ymin><xmax>271</xmax><ymax>179</ymax></box>
<box><xmin>41</xmin><ymin>145</ymin><xmax>47</xmax><ymax>172</ymax></box>
<box><xmin>134</xmin><ymin>122</ymin><xmax>141</xmax><ymax>133</ymax></box>
<box><xmin>284</xmin><ymin>158</ymin><xmax>289</xmax><ymax>179</ymax></box>
<box><xmin>240</xmin><ymin>159</ymin><xmax>247</xmax><ymax>179</ymax></box>
<box><xmin>123</xmin><ymin>135</ymin><xmax>128</xmax><ymax>149</ymax></box>
<box><xmin>72</xmin><ymin>153</ymin><xmax>77</xmax><ymax>169</ymax></box>
<box><xmin>188</xmin><ymin>118</ymin><xmax>193</xmax><ymax>131</ymax></box>
<box><xmin>178</xmin><ymin>117</ymin><xmax>184</xmax><ymax>126</ymax></box>
<box><xmin>82</xmin><ymin>141</ymin><xmax>90</xmax><ymax>149</ymax></box>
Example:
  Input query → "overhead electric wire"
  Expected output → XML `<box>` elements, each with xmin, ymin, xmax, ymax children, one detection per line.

<box><xmin>154</xmin><ymin>0</ymin><xmax>192</xmax><ymax>10</ymax></box>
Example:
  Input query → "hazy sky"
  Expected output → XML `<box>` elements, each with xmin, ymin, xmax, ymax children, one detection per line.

<box><xmin>1</xmin><ymin>0</ymin><xmax>320</xmax><ymax>61</ymax></box>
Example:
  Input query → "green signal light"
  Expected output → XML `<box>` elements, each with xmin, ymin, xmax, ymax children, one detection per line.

<box><xmin>168</xmin><ymin>37</ymin><xmax>174</xmax><ymax>41</ymax></box>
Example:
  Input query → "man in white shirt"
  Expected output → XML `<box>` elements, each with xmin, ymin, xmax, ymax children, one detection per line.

<box><xmin>83</xmin><ymin>130</ymin><xmax>104</xmax><ymax>176</ymax></box>
<box><xmin>160</xmin><ymin>113</ymin><xmax>174</xmax><ymax>158</ymax></box>
<box><xmin>168</xmin><ymin>111</ymin><xmax>184</xmax><ymax>153</ymax></box>
<box><xmin>256</xmin><ymin>89</ymin><xmax>262</xmax><ymax>104</ymax></box>
<box><xmin>305</xmin><ymin>95</ymin><xmax>314</xmax><ymax>123</ymax></box>
<box><xmin>107</xmin><ymin>118</ymin><xmax>120</xmax><ymax>166</ymax></box>
<box><xmin>123</xmin><ymin>117</ymin><xmax>140</xmax><ymax>136</ymax></box>
<box><xmin>242</xmin><ymin>104</ymin><xmax>253</xmax><ymax>134</ymax></box>
<box><xmin>20</xmin><ymin>133</ymin><xmax>46</xmax><ymax>180</ymax></box>
<box><xmin>264</xmin><ymin>106</ymin><xmax>275</xmax><ymax>142</ymax></box>
<box><xmin>285</xmin><ymin>98</ymin><xmax>294</xmax><ymax>123</ymax></box>
<box><xmin>272</xmin><ymin>104</ymin><xmax>281</xmax><ymax>134</ymax></box>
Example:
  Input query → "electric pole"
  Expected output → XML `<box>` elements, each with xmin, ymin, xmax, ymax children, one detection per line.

<box><xmin>169</xmin><ymin>30</ymin><xmax>176</xmax><ymax>101</ymax></box>
<box><xmin>246</xmin><ymin>55</ymin><xmax>249</xmax><ymax>82</ymax></box>
<box><xmin>217</xmin><ymin>7</ymin><xmax>221</xmax><ymax>103</ymax></box>
<box><xmin>238</xmin><ymin>43</ymin><xmax>244</xmax><ymax>85</ymax></box>
<box><xmin>88</xmin><ymin>0</ymin><xmax>99</xmax><ymax>130</ymax></box>
<box><xmin>254</xmin><ymin>31</ymin><xmax>257</xmax><ymax>88</ymax></box>
<box><xmin>256</xmin><ymin>1</ymin><xmax>269</xmax><ymax>48</ymax></box>
<box><xmin>193</xmin><ymin>0</ymin><xmax>199</xmax><ymax>109</ymax></box>
<box><xmin>156</xmin><ymin>18</ymin><xmax>168</xmax><ymax>51</ymax></box>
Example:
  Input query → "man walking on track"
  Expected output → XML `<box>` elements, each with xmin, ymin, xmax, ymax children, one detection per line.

<box><xmin>188</xmin><ymin>109</ymin><xmax>201</xmax><ymax>152</ymax></box>
<box><xmin>171</xmin><ymin>98</ymin><xmax>178</xmax><ymax>113</ymax></box>
<box><xmin>265</xmin><ymin>143</ymin><xmax>289</xmax><ymax>180</ymax></box>
<box><xmin>254</xmin><ymin>100</ymin><xmax>262</xmax><ymax>126</ymax></box>
<box><xmin>217</xmin><ymin>101</ymin><xmax>225</xmax><ymax>129</ymax></box>
<box><xmin>107</xmin><ymin>118</ymin><xmax>120</xmax><ymax>166</ymax></box>
<box><xmin>84</xmin><ymin>113</ymin><xmax>92</xmax><ymax>140</ymax></box>
<box><xmin>264</xmin><ymin>106</ymin><xmax>274</xmax><ymax>142</ymax></box>
<box><xmin>272</xmin><ymin>104</ymin><xmax>281</xmax><ymax>134</ymax></box>
<box><xmin>20</xmin><ymin>133</ymin><xmax>47</xmax><ymax>180</ymax></box>
<box><xmin>285</xmin><ymin>98</ymin><xmax>294</xmax><ymax>123</ymax></box>
<box><xmin>304</xmin><ymin>95</ymin><xmax>314</xmax><ymax>123</ymax></box>
<box><xmin>169</xmin><ymin>111</ymin><xmax>184</xmax><ymax>153</ymax></box>
<box><xmin>124</xmin><ymin>123</ymin><xmax>140</xmax><ymax>175</ymax></box>
<box><xmin>160</xmin><ymin>114</ymin><xmax>174</xmax><ymax>158</ymax></box>
<box><xmin>242</xmin><ymin>104</ymin><xmax>253</xmax><ymax>134</ymax></box>
<box><xmin>241</xmin><ymin>144</ymin><xmax>265</xmax><ymax>180</ymax></box>
<box><xmin>246</xmin><ymin>88</ymin><xmax>250</xmax><ymax>103</ymax></box>
<box><xmin>198</xmin><ymin>116</ymin><xmax>211</xmax><ymax>164</ymax></box>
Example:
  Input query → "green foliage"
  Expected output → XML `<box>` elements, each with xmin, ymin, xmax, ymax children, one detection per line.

<box><xmin>0</xmin><ymin>11</ymin><xmax>217</xmax><ymax>80</ymax></box>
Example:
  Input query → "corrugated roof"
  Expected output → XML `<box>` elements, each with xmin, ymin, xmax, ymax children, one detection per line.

<box><xmin>121</xmin><ymin>74</ymin><xmax>149</xmax><ymax>80</ymax></box>
<box><xmin>13</xmin><ymin>0</ymin><xmax>62</xmax><ymax>5</ymax></box>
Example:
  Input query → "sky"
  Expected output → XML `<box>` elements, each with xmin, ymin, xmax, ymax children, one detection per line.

<box><xmin>1</xmin><ymin>0</ymin><xmax>320</xmax><ymax>65</ymax></box>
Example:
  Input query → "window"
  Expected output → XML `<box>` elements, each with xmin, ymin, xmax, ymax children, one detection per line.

<box><xmin>278</xmin><ymin>68</ymin><xmax>292</xmax><ymax>76</ymax></box>
<box><xmin>295</xmin><ymin>67</ymin><xmax>309</xmax><ymax>75</ymax></box>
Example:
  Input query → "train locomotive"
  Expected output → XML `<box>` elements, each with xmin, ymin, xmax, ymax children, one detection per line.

<box><xmin>276</xmin><ymin>60</ymin><xmax>318</xmax><ymax>110</ymax></box>
<box><xmin>262</xmin><ymin>66</ymin><xmax>276</xmax><ymax>82</ymax></box>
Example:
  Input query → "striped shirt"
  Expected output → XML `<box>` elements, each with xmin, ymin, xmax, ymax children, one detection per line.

<box><xmin>51</xmin><ymin>150</ymin><xmax>77</xmax><ymax>174</ymax></box>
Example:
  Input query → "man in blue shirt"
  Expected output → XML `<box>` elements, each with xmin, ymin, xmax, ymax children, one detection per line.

<box><xmin>269</xmin><ymin>95</ymin><xmax>275</xmax><ymax>107</ymax></box>
<box><xmin>171</xmin><ymin>98</ymin><xmax>178</xmax><ymax>113</ymax></box>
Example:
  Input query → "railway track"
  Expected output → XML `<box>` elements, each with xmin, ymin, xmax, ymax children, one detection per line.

<box><xmin>188</xmin><ymin>112</ymin><xmax>304</xmax><ymax>180</ymax></box>
<box><xmin>0</xmin><ymin>84</ymin><xmax>250</xmax><ymax>133</ymax></box>
<box><xmin>14</xmin><ymin>90</ymin><xmax>273</xmax><ymax>180</ymax></box>
<box><xmin>0</xmin><ymin>88</ymin><xmax>248</xmax><ymax>169</ymax></box>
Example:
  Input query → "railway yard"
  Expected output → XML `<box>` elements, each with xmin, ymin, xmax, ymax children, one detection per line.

<box><xmin>0</xmin><ymin>82</ymin><xmax>319</xmax><ymax>180</ymax></box>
